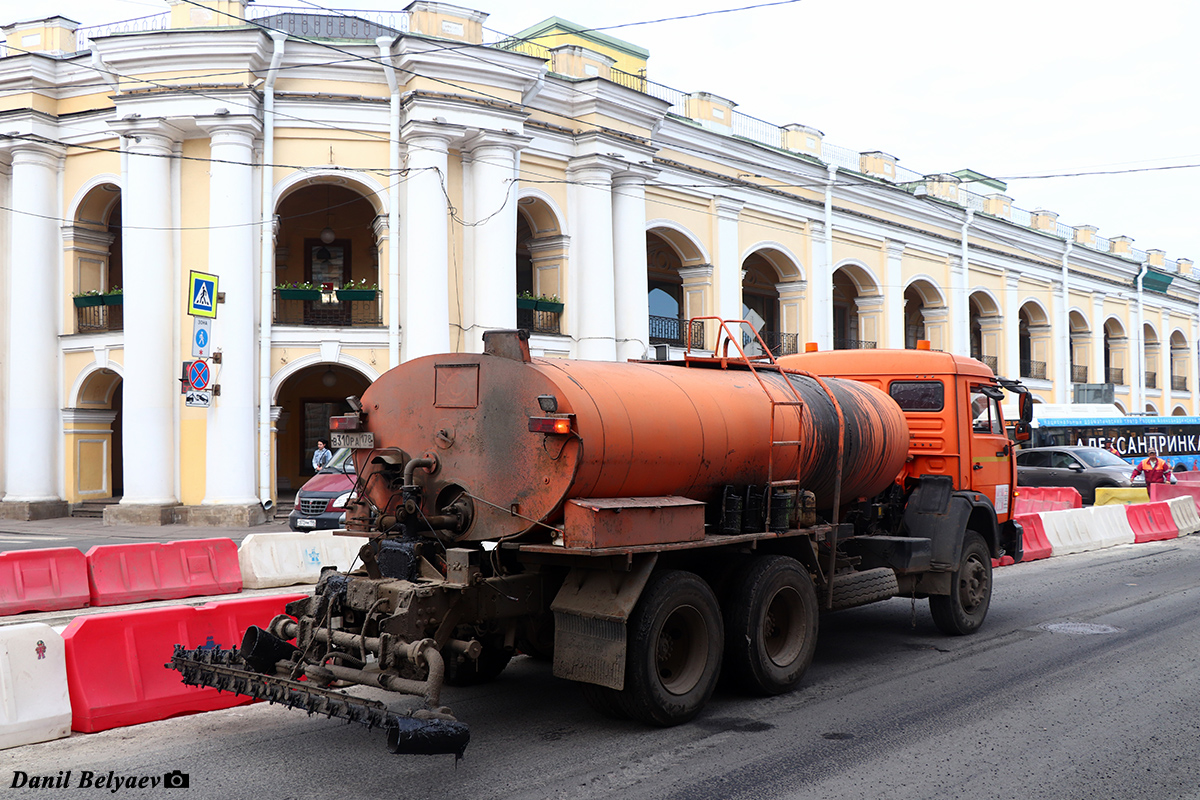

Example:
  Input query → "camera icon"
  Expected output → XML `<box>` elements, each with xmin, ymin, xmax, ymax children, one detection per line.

<box><xmin>163</xmin><ymin>771</ymin><xmax>190</xmax><ymax>789</ymax></box>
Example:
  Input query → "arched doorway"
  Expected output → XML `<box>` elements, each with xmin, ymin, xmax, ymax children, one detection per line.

<box><xmin>1069</xmin><ymin>310</ymin><xmax>1091</xmax><ymax>384</ymax></box>
<box><xmin>968</xmin><ymin>290</ymin><xmax>1001</xmax><ymax>372</ymax></box>
<box><xmin>646</xmin><ymin>231</ymin><xmax>695</xmax><ymax>347</ymax></box>
<box><xmin>1170</xmin><ymin>330</ymin><xmax>1189</xmax><ymax>393</ymax></box>
<box><xmin>69</xmin><ymin>182</ymin><xmax>123</xmax><ymax>333</ymax></box>
<box><xmin>66</xmin><ymin>368</ymin><xmax>123</xmax><ymax>504</ymax></box>
<box><xmin>1143</xmin><ymin>323</ymin><xmax>1160</xmax><ymax>391</ymax></box>
<box><xmin>273</xmin><ymin>179</ymin><xmax>382</xmax><ymax>328</ymax></box>
<box><xmin>1103</xmin><ymin>318</ymin><xmax>1127</xmax><ymax>385</ymax></box>
<box><xmin>904</xmin><ymin>279</ymin><xmax>945</xmax><ymax>350</ymax></box>
<box><xmin>274</xmin><ymin>364</ymin><xmax>372</xmax><ymax>492</ymax></box>
<box><xmin>1018</xmin><ymin>301</ymin><xmax>1051</xmax><ymax>379</ymax></box>
<box><xmin>515</xmin><ymin>195</ymin><xmax>567</xmax><ymax>336</ymax></box>
<box><xmin>831</xmin><ymin>264</ymin><xmax>881</xmax><ymax>349</ymax></box>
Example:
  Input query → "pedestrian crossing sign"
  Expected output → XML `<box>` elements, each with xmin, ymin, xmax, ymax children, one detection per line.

<box><xmin>188</xmin><ymin>271</ymin><xmax>218</xmax><ymax>318</ymax></box>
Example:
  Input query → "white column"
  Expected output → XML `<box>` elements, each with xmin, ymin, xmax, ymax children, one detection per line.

<box><xmin>952</xmin><ymin>209</ymin><xmax>972</xmax><ymax>356</ymax></box>
<box><xmin>199</xmin><ymin>118</ymin><xmax>260</xmax><ymax>505</ymax></box>
<box><xmin>1058</xmin><ymin>241</ymin><xmax>1072</xmax><ymax>402</ymax></box>
<box><xmin>714</xmin><ymin>197</ymin><xmax>743</xmax><ymax>325</ymax></box>
<box><xmin>1161</xmin><ymin>307</ymin><xmax>1171</xmax><ymax>412</ymax></box>
<box><xmin>885</xmin><ymin>240</ymin><xmax>905</xmax><ymax>349</ymax></box>
<box><xmin>1091</xmin><ymin>293</ymin><xmax>1106</xmax><ymax>385</ymax></box>
<box><xmin>1</xmin><ymin>141</ymin><xmax>64</xmax><ymax>503</ymax></box>
<box><xmin>1051</xmin><ymin>280</ymin><xmax>1067</xmax><ymax>402</ymax></box>
<box><xmin>810</xmin><ymin>221</ymin><xmax>832</xmax><ymax>350</ymax></box>
<box><xmin>613</xmin><ymin>167</ymin><xmax>656</xmax><ymax>361</ymax></box>
<box><xmin>111</xmin><ymin>120</ymin><xmax>181</xmax><ymax>505</ymax></box>
<box><xmin>1192</xmin><ymin>316</ymin><xmax>1199</xmax><ymax>414</ymax></box>
<box><xmin>401</xmin><ymin>123</ymin><xmax>455</xmax><ymax>361</ymax></box>
<box><xmin>568</xmin><ymin>156</ymin><xmax>617</xmax><ymax>361</ymax></box>
<box><xmin>1003</xmin><ymin>272</ymin><xmax>1020</xmax><ymax>380</ymax></box>
<box><xmin>463</xmin><ymin>131</ymin><xmax>526</xmax><ymax>353</ymax></box>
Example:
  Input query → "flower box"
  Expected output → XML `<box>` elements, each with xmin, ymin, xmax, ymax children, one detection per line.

<box><xmin>336</xmin><ymin>289</ymin><xmax>377</xmax><ymax>301</ymax></box>
<box><xmin>73</xmin><ymin>295</ymin><xmax>103</xmax><ymax>308</ymax></box>
<box><xmin>537</xmin><ymin>300</ymin><xmax>564</xmax><ymax>313</ymax></box>
<box><xmin>278</xmin><ymin>289</ymin><xmax>321</xmax><ymax>301</ymax></box>
<box><xmin>517</xmin><ymin>297</ymin><xmax>538</xmax><ymax>310</ymax></box>
<box><xmin>102</xmin><ymin>294</ymin><xmax>123</xmax><ymax>306</ymax></box>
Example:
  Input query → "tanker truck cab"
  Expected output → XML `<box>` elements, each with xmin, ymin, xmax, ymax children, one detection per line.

<box><xmin>778</xmin><ymin>345</ymin><xmax>1029</xmax><ymax>629</ymax></box>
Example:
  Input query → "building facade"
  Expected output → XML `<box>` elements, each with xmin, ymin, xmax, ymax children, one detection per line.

<box><xmin>0</xmin><ymin>0</ymin><xmax>1195</xmax><ymax>522</ymax></box>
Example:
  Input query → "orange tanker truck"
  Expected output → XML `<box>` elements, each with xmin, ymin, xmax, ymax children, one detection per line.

<box><xmin>170</xmin><ymin>322</ymin><xmax>1032</xmax><ymax>757</ymax></box>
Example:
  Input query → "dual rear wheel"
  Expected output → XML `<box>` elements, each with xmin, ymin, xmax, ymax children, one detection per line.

<box><xmin>582</xmin><ymin>557</ymin><xmax>820</xmax><ymax>725</ymax></box>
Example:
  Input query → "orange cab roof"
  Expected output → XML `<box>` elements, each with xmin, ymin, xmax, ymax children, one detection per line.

<box><xmin>778</xmin><ymin>348</ymin><xmax>997</xmax><ymax>380</ymax></box>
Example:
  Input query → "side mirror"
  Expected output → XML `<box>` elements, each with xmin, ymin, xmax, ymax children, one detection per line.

<box><xmin>1013</xmin><ymin>422</ymin><xmax>1031</xmax><ymax>443</ymax></box>
<box><xmin>1019</xmin><ymin>393</ymin><xmax>1034</xmax><ymax>423</ymax></box>
<box><xmin>1068</xmin><ymin>463</ymin><xmax>1085</xmax><ymax>472</ymax></box>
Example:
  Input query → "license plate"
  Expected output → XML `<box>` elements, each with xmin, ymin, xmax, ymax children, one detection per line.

<box><xmin>296</xmin><ymin>518</ymin><xmax>316</xmax><ymax>528</ymax></box>
<box><xmin>331</xmin><ymin>432</ymin><xmax>374</xmax><ymax>449</ymax></box>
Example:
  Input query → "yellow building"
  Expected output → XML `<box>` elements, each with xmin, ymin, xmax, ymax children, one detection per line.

<box><xmin>0</xmin><ymin>1</ymin><xmax>1194</xmax><ymax>522</ymax></box>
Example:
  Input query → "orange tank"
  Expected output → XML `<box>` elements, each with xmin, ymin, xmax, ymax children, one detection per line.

<box><xmin>355</xmin><ymin>340</ymin><xmax>910</xmax><ymax>542</ymax></box>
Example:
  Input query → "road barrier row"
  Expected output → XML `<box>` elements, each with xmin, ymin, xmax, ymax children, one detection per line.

<box><xmin>0</xmin><ymin>532</ymin><xmax>365</xmax><ymax>616</ymax></box>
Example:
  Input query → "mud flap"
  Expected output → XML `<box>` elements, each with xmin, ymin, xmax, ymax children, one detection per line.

<box><xmin>901</xmin><ymin>475</ymin><xmax>969</xmax><ymax>571</ymax></box>
<box><xmin>550</xmin><ymin>554</ymin><xmax>656</xmax><ymax>690</ymax></box>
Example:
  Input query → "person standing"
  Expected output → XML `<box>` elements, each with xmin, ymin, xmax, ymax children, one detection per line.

<box><xmin>1132</xmin><ymin>448</ymin><xmax>1173</xmax><ymax>485</ymax></box>
<box><xmin>312</xmin><ymin>438</ymin><xmax>332</xmax><ymax>472</ymax></box>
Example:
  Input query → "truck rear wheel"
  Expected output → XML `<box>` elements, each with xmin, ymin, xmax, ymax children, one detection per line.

<box><xmin>722</xmin><ymin>556</ymin><xmax>818</xmax><ymax>695</ymax></box>
<box><xmin>929</xmin><ymin>532</ymin><xmax>992</xmax><ymax>635</ymax></box>
<box><xmin>620</xmin><ymin>570</ymin><xmax>723</xmax><ymax>727</ymax></box>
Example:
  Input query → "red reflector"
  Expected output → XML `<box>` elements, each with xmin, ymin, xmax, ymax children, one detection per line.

<box><xmin>329</xmin><ymin>415</ymin><xmax>361</xmax><ymax>431</ymax></box>
<box><xmin>528</xmin><ymin>416</ymin><xmax>572</xmax><ymax>434</ymax></box>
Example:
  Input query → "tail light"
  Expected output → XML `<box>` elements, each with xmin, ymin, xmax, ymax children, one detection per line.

<box><xmin>528</xmin><ymin>415</ymin><xmax>573</xmax><ymax>434</ymax></box>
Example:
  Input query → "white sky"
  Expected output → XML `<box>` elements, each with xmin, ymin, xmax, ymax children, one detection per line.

<box><xmin>18</xmin><ymin>0</ymin><xmax>1200</xmax><ymax>262</ymax></box>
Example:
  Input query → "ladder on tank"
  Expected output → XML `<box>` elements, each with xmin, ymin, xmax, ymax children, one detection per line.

<box><xmin>683</xmin><ymin>318</ymin><xmax>847</xmax><ymax>527</ymax></box>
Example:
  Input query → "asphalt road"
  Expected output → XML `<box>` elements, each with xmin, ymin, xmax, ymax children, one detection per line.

<box><xmin>5</xmin><ymin>537</ymin><xmax>1200</xmax><ymax>800</ymax></box>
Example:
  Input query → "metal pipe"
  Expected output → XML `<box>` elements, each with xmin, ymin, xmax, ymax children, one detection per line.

<box><xmin>258</xmin><ymin>30</ymin><xmax>287</xmax><ymax>508</ymax></box>
<box><xmin>403</xmin><ymin>456</ymin><xmax>436</xmax><ymax>485</ymax></box>
<box><xmin>1136</xmin><ymin>262</ymin><xmax>1148</xmax><ymax>412</ymax></box>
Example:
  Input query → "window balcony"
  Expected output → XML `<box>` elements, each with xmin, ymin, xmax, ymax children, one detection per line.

<box><xmin>1071</xmin><ymin>365</ymin><xmax>1088</xmax><ymax>383</ymax></box>
<box><xmin>649</xmin><ymin>315</ymin><xmax>705</xmax><ymax>349</ymax></box>
<box><xmin>517</xmin><ymin>307</ymin><xmax>562</xmax><ymax>335</ymax></box>
<box><xmin>834</xmin><ymin>337</ymin><xmax>877</xmax><ymax>350</ymax></box>
<box><xmin>273</xmin><ymin>290</ymin><xmax>381</xmax><ymax>327</ymax></box>
<box><xmin>75</xmin><ymin>303</ymin><xmax>123</xmax><ymax>333</ymax></box>
<box><xmin>1020</xmin><ymin>359</ymin><xmax>1047</xmax><ymax>380</ymax></box>
<box><xmin>1145</xmin><ymin>371</ymin><xmax>1157</xmax><ymax>390</ymax></box>
<box><xmin>758</xmin><ymin>330</ymin><xmax>800</xmax><ymax>356</ymax></box>
<box><xmin>1106</xmin><ymin>367</ymin><xmax>1124</xmax><ymax>385</ymax></box>
<box><xmin>1172</xmin><ymin>375</ymin><xmax>1188</xmax><ymax>392</ymax></box>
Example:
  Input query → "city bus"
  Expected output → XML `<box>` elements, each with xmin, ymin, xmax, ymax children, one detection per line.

<box><xmin>1029</xmin><ymin>416</ymin><xmax>1200</xmax><ymax>470</ymax></box>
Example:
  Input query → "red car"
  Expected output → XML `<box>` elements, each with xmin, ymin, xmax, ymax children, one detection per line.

<box><xmin>288</xmin><ymin>448</ymin><xmax>357</xmax><ymax>531</ymax></box>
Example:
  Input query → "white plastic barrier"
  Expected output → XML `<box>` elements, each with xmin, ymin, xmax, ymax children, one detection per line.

<box><xmin>238</xmin><ymin>531</ymin><xmax>366</xmax><ymax>589</ymax></box>
<box><xmin>1166</xmin><ymin>495</ymin><xmax>1200</xmax><ymax>537</ymax></box>
<box><xmin>0</xmin><ymin>623</ymin><xmax>71</xmax><ymax>750</ymax></box>
<box><xmin>1041</xmin><ymin>505</ymin><xmax>1135</xmax><ymax>557</ymax></box>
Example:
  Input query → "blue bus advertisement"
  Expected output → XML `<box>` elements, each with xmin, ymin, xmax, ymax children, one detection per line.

<box><xmin>1030</xmin><ymin>416</ymin><xmax>1200</xmax><ymax>470</ymax></box>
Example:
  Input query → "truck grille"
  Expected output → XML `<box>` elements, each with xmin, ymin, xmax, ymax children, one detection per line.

<box><xmin>298</xmin><ymin>497</ymin><xmax>328</xmax><ymax>516</ymax></box>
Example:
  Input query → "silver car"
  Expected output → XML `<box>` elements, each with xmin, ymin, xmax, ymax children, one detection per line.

<box><xmin>1015</xmin><ymin>446</ymin><xmax>1142</xmax><ymax>504</ymax></box>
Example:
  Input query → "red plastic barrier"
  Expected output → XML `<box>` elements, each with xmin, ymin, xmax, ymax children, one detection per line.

<box><xmin>991</xmin><ymin>555</ymin><xmax>1015</xmax><ymax>568</ymax></box>
<box><xmin>1012</xmin><ymin>487</ymin><xmax>1083</xmax><ymax>515</ymax></box>
<box><xmin>1014</xmin><ymin>513</ymin><xmax>1051</xmax><ymax>562</ymax></box>
<box><xmin>0</xmin><ymin>547</ymin><xmax>89</xmax><ymax>614</ymax></box>
<box><xmin>86</xmin><ymin>538</ymin><xmax>242</xmax><ymax>606</ymax></box>
<box><xmin>1125</xmin><ymin>501</ymin><xmax>1179</xmax><ymax>544</ymax></box>
<box><xmin>1173</xmin><ymin>471</ymin><xmax>1200</xmax><ymax>484</ymax></box>
<box><xmin>62</xmin><ymin>593</ymin><xmax>305</xmax><ymax>733</ymax></box>
<box><xmin>1149</xmin><ymin>483</ymin><xmax>1200</xmax><ymax>512</ymax></box>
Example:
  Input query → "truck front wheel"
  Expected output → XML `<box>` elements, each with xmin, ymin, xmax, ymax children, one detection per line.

<box><xmin>929</xmin><ymin>532</ymin><xmax>992</xmax><ymax>635</ymax></box>
<box><xmin>722</xmin><ymin>556</ymin><xmax>818</xmax><ymax>695</ymax></box>
<box><xmin>620</xmin><ymin>570</ymin><xmax>723</xmax><ymax>726</ymax></box>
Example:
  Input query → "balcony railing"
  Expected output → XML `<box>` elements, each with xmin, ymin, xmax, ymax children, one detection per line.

<box><xmin>650</xmin><ymin>315</ymin><xmax>705</xmax><ymax>349</ymax></box>
<box><xmin>75</xmin><ymin>303</ymin><xmax>123</xmax><ymax>333</ymax></box>
<box><xmin>834</xmin><ymin>337</ymin><xmax>877</xmax><ymax>350</ymax></box>
<box><xmin>517</xmin><ymin>307</ymin><xmax>562</xmax><ymax>335</ymax></box>
<box><xmin>1145</xmin><ymin>371</ymin><xmax>1157</xmax><ymax>389</ymax></box>
<box><xmin>1172</xmin><ymin>375</ymin><xmax>1188</xmax><ymax>392</ymax></box>
<box><xmin>1020</xmin><ymin>359</ymin><xmax>1047</xmax><ymax>380</ymax></box>
<box><xmin>756</xmin><ymin>330</ymin><xmax>800</xmax><ymax>356</ymax></box>
<box><xmin>1071</xmin><ymin>365</ymin><xmax>1088</xmax><ymax>383</ymax></box>
<box><xmin>273</xmin><ymin>291</ymin><xmax>382</xmax><ymax>327</ymax></box>
<box><xmin>1107</xmin><ymin>367</ymin><xmax>1125</xmax><ymax>385</ymax></box>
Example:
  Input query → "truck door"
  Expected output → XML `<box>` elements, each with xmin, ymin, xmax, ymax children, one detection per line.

<box><xmin>968</xmin><ymin>385</ymin><xmax>1013</xmax><ymax>519</ymax></box>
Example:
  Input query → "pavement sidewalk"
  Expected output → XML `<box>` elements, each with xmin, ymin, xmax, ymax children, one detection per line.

<box><xmin>0</xmin><ymin>515</ymin><xmax>292</xmax><ymax>552</ymax></box>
